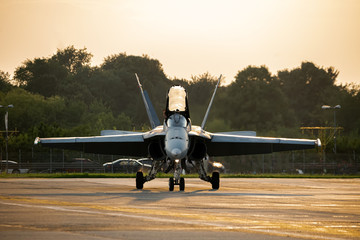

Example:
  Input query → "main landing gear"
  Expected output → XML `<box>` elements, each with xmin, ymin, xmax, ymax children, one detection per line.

<box><xmin>192</xmin><ymin>158</ymin><xmax>220</xmax><ymax>190</ymax></box>
<box><xmin>136</xmin><ymin>171</ymin><xmax>186</xmax><ymax>191</ymax></box>
<box><xmin>137</xmin><ymin>171</ymin><xmax>219</xmax><ymax>191</ymax></box>
<box><xmin>136</xmin><ymin>171</ymin><xmax>144</xmax><ymax>189</ymax></box>
<box><xmin>136</xmin><ymin>160</ymin><xmax>164</xmax><ymax>190</ymax></box>
<box><xmin>211</xmin><ymin>172</ymin><xmax>220</xmax><ymax>190</ymax></box>
<box><xmin>136</xmin><ymin>158</ymin><xmax>220</xmax><ymax>191</ymax></box>
<box><xmin>169</xmin><ymin>177</ymin><xmax>185</xmax><ymax>191</ymax></box>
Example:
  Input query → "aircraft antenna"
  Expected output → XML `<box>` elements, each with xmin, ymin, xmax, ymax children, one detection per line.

<box><xmin>201</xmin><ymin>75</ymin><xmax>222</xmax><ymax>130</ymax></box>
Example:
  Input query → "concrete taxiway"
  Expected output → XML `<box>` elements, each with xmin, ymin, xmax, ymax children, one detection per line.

<box><xmin>0</xmin><ymin>178</ymin><xmax>359</xmax><ymax>240</ymax></box>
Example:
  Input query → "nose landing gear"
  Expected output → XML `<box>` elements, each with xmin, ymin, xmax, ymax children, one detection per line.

<box><xmin>168</xmin><ymin>158</ymin><xmax>185</xmax><ymax>191</ymax></box>
<box><xmin>169</xmin><ymin>177</ymin><xmax>185</xmax><ymax>191</ymax></box>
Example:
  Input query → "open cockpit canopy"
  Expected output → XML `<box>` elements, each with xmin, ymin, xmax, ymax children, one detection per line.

<box><xmin>168</xmin><ymin>86</ymin><xmax>187</xmax><ymax>112</ymax></box>
<box><xmin>165</xmin><ymin>86</ymin><xmax>190</xmax><ymax>119</ymax></box>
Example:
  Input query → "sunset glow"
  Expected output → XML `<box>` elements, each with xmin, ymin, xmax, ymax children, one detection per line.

<box><xmin>1</xmin><ymin>0</ymin><xmax>359</xmax><ymax>84</ymax></box>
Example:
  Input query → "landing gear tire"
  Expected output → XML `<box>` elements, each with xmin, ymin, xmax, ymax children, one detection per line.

<box><xmin>136</xmin><ymin>171</ymin><xmax>144</xmax><ymax>189</ymax></box>
<box><xmin>179</xmin><ymin>177</ymin><xmax>185</xmax><ymax>191</ymax></box>
<box><xmin>169</xmin><ymin>177</ymin><xmax>174</xmax><ymax>191</ymax></box>
<box><xmin>211</xmin><ymin>172</ymin><xmax>220</xmax><ymax>190</ymax></box>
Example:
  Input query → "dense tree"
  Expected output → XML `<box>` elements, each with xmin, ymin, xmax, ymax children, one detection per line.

<box><xmin>278</xmin><ymin>62</ymin><xmax>339</xmax><ymax>126</ymax></box>
<box><xmin>0</xmin><ymin>88</ymin><xmax>133</xmax><ymax>149</ymax></box>
<box><xmin>87</xmin><ymin>53</ymin><xmax>172</xmax><ymax>127</ymax></box>
<box><xmin>186</xmin><ymin>73</ymin><xmax>219</xmax><ymax>124</ymax></box>
<box><xmin>14</xmin><ymin>58</ymin><xmax>67</xmax><ymax>97</ymax></box>
<box><xmin>14</xmin><ymin>46</ymin><xmax>93</xmax><ymax>99</ymax></box>
<box><xmin>218</xmin><ymin>66</ymin><xmax>296</xmax><ymax>134</ymax></box>
<box><xmin>51</xmin><ymin>46</ymin><xmax>92</xmax><ymax>74</ymax></box>
<box><xmin>1</xmin><ymin>46</ymin><xmax>359</xmax><ymax>153</ymax></box>
<box><xmin>0</xmin><ymin>71</ymin><xmax>13</xmax><ymax>92</ymax></box>
<box><xmin>336</xmin><ymin>84</ymin><xmax>360</xmax><ymax>134</ymax></box>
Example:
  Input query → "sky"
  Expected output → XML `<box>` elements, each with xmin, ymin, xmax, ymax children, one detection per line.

<box><xmin>0</xmin><ymin>0</ymin><xmax>359</xmax><ymax>85</ymax></box>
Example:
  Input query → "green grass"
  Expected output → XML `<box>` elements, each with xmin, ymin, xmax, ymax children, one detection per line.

<box><xmin>221</xmin><ymin>173</ymin><xmax>360</xmax><ymax>178</ymax></box>
<box><xmin>0</xmin><ymin>173</ymin><xmax>135</xmax><ymax>178</ymax></box>
<box><xmin>0</xmin><ymin>172</ymin><xmax>359</xmax><ymax>178</ymax></box>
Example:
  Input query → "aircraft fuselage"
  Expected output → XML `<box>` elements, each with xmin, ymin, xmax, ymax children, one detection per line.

<box><xmin>164</xmin><ymin>113</ymin><xmax>189</xmax><ymax>161</ymax></box>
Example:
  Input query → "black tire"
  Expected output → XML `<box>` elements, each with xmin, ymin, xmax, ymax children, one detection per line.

<box><xmin>12</xmin><ymin>169</ymin><xmax>20</xmax><ymax>174</ymax></box>
<box><xmin>180</xmin><ymin>177</ymin><xmax>185</xmax><ymax>191</ymax></box>
<box><xmin>211</xmin><ymin>172</ymin><xmax>220</xmax><ymax>190</ymax></box>
<box><xmin>136</xmin><ymin>171</ymin><xmax>144</xmax><ymax>189</ymax></box>
<box><xmin>169</xmin><ymin>177</ymin><xmax>174</xmax><ymax>191</ymax></box>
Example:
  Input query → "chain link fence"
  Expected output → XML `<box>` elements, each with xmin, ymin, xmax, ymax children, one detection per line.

<box><xmin>1</xmin><ymin>148</ymin><xmax>359</xmax><ymax>175</ymax></box>
<box><xmin>219</xmin><ymin>150</ymin><xmax>359</xmax><ymax>174</ymax></box>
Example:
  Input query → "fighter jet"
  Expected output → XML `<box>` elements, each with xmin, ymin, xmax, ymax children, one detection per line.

<box><xmin>35</xmin><ymin>74</ymin><xmax>321</xmax><ymax>191</ymax></box>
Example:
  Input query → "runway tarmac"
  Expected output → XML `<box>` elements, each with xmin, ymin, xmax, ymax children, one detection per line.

<box><xmin>0</xmin><ymin>178</ymin><xmax>359</xmax><ymax>240</ymax></box>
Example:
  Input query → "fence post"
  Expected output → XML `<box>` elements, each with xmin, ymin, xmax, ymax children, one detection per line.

<box><xmin>303</xmin><ymin>150</ymin><xmax>306</xmax><ymax>173</ymax></box>
<box><xmin>50</xmin><ymin>148</ymin><xmax>52</xmax><ymax>173</ymax></box>
<box><xmin>62</xmin><ymin>149</ymin><xmax>65</xmax><ymax>171</ymax></box>
<box><xmin>19</xmin><ymin>149</ymin><xmax>21</xmax><ymax>168</ymax></box>
<box><xmin>81</xmin><ymin>152</ymin><xmax>83</xmax><ymax>173</ymax></box>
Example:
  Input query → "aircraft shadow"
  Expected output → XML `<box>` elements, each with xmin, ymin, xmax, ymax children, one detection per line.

<box><xmin>8</xmin><ymin>190</ymin><xmax>312</xmax><ymax>204</ymax></box>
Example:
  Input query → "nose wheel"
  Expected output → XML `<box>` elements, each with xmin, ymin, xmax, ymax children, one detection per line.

<box><xmin>169</xmin><ymin>177</ymin><xmax>185</xmax><ymax>191</ymax></box>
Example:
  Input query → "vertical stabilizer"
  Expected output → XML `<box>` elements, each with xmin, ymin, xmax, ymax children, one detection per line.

<box><xmin>144</xmin><ymin>90</ymin><xmax>160</xmax><ymax>127</ymax></box>
<box><xmin>201</xmin><ymin>75</ymin><xmax>222</xmax><ymax>129</ymax></box>
<box><xmin>135</xmin><ymin>73</ymin><xmax>160</xmax><ymax>129</ymax></box>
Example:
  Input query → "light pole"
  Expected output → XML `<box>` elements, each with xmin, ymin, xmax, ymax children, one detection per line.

<box><xmin>321</xmin><ymin>105</ymin><xmax>341</xmax><ymax>153</ymax></box>
<box><xmin>0</xmin><ymin>104</ymin><xmax>14</xmax><ymax>173</ymax></box>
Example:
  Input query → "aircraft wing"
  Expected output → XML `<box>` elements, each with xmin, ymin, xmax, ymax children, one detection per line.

<box><xmin>204</xmin><ymin>132</ymin><xmax>321</xmax><ymax>156</ymax></box>
<box><xmin>35</xmin><ymin>133</ymin><xmax>150</xmax><ymax>156</ymax></box>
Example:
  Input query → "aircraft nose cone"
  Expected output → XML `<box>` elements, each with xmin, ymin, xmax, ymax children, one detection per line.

<box><xmin>171</xmin><ymin>148</ymin><xmax>182</xmax><ymax>158</ymax></box>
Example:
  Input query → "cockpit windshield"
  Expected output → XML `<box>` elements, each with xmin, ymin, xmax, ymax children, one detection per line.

<box><xmin>168</xmin><ymin>86</ymin><xmax>186</xmax><ymax>112</ymax></box>
<box><xmin>167</xmin><ymin>114</ymin><xmax>187</xmax><ymax>128</ymax></box>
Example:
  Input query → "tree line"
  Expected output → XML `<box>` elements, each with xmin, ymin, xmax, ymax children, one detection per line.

<box><xmin>0</xmin><ymin>46</ymin><xmax>359</xmax><ymax>153</ymax></box>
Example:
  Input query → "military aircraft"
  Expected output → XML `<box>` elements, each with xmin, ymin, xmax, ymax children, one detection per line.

<box><xmin>35</xmin><ymin>74</ymin><xmax>321</xmax><ymax>191</ymax></box>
